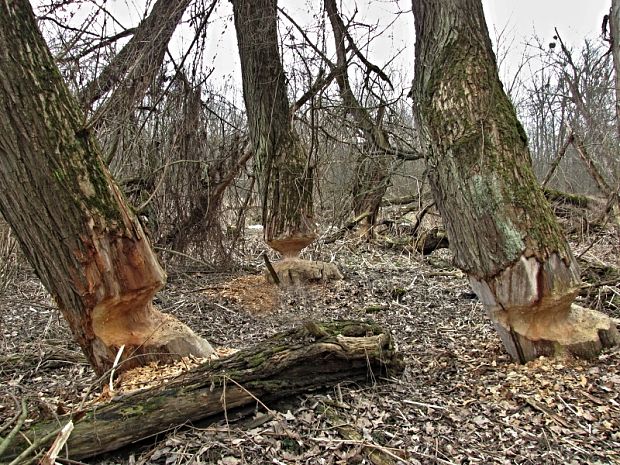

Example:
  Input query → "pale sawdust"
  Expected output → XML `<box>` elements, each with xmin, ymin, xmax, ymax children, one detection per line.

<box><xmin>95</xmin><ymin>347</ymin><xmax>239</xmax><ymax>402</ymax></box>
<box><xmin>204</xmin><ymin>274</ymin><xmax>279</xmax><ymax>314</ymax></box>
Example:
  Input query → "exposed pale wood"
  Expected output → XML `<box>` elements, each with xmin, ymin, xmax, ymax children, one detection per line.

<box><xmin>268</xmin><ymin>259</ymin><xmax>343</xmax><ymax>286</ymax></box>
<box><xmin>231</xmin><ymin>0</ymin><xmax>316</xmax><ymax>254</ymax></box>
<box><xmin>411</xmin><ymin>0</ymin><xmax>619</xmax><ymax>362</ymax></box>
<box><xmin>0</xmin><ymin>321</ymin><xmax>403</xmax><ymax>462</ymax></box>
<box><xmin>470</xmin><ymin>253</ymin><xmax>619</xmax><ymax>362</ymax></box>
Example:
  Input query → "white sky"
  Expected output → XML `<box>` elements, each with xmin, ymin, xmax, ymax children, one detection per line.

<box><xmin>191</xmin><ymin>0</ymin><xmax>611</xmax><ymax>94</ymax></box>
<box><xmin>36</xmin><ymin>0</ymin><xmax>612</xmax><ymax>95</ymax></box>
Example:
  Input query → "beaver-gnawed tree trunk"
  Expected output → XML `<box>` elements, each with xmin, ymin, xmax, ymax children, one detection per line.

<box><xmin>0</xmin><ymin>0</ymin><xmax>213</xmax><ymax>376</ymax></box>
<box><xmin>231</xmin><ymin>0</ymin><xmax>316</xmax><ymax>258</ymax></box>
<box><xmin>411</xmin><ymin>0</ymin><xmax>619</xmax><ymax>362</ymax></box>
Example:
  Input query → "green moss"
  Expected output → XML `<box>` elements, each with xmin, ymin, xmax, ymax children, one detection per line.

<box><xmin>364</xmin><ymin>305</ymin><xmax>386</xmax><ymax>314</ymax></box>
<box><xmin>417</xmin><ymin>28</ymin><xmax>571</xmax><ymax>273</ymax></box>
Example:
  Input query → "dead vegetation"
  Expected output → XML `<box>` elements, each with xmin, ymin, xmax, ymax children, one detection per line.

<box><xmin>1</xmin><ymin>214</ymin><xmax>619</xmax><ymax>464</ymax></box>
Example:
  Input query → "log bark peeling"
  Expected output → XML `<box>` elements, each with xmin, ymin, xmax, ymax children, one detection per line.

<box><xmin>0</xmin><ymin>321</ymin><xmax>403</xmax><ymax>462</ymax></box>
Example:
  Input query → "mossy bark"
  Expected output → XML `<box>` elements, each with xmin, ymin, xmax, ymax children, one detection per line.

<box><xmin>411</xmin><ymin>0</ymin><xmax>619</xmax><ymax>361</ymax></box>
<box><xmin>0</xmin><ymin>321</ymin><xmax>403</xmax><ymax>461</ymax></box>
<box><xmin>611</xmin><ymin>0</ymin><xmax>620</xmax><ymax>138</ymax></box>
<box><xmin>0</xmin><ymin>0</ymin><xmax>212</xmax><ymax>376</ymax></box>
<box><xmin>231</xmin><ymin>0</ymin><xmax>316</xmax><ymax>257</ymax></box>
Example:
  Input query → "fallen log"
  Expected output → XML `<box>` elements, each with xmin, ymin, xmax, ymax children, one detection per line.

<box><xmin>1</xmin><ymin>321</ymin><xmax>403</xmax><ymax>462</ymax></box>
<box><xmin>543</xmin><ymin>187</ymin><xmax>594</xmax><ymax>209</ymax></box>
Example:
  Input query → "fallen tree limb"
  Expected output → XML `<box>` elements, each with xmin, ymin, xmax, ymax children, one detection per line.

<box><xmin>323</xmin><ymin>211</ymin><xmax>372</xmax><ymax>244</ymax></box>
<box><xmin>1</xmin><ymin>321</ymin><xmax>403</xmax><ymax>462</ymax></box>
<box><xmin>543</xmin><ymin>187</ymin><xmax>593</xmax><ymax>209</ymax></box>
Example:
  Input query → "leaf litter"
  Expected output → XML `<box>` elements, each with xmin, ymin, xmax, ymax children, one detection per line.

<box><xmin>1</xmin><ymin>238</ymin><xmax>619</xmax><ymax>464</ymax></box>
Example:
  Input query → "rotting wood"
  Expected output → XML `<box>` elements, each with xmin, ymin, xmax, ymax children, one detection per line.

<box><xmin>542</xmin><ymin>187</ymin><xmax>593</xmax><ymax>209</ymax></box>
<box><xmin>0</xmin><ymin>321</ymin><xmax>403</xmax><ymax>462</ymax></box>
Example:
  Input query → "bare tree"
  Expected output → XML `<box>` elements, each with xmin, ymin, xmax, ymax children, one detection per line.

<box><xmin>231</xmin><ymin>0</ymin><xmax>316</xmax><ymax>258</ymax></box>
<box><xmin>411</xmin><ymin>0</ymin><xmax>619</xmax><ymax>361</ymax></box>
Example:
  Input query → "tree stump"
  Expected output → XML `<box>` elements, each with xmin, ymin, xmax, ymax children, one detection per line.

<box><xmin>266</xmin><ymin>258</ymin><xmax>343</xmax><ymax>285</ymax></box>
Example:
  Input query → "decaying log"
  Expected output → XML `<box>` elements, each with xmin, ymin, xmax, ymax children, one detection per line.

<box><xmin>1</xmin><ymin>321</ymin><xmax>403</xmax><ymax>462</ymax></box>
<box><xmin>414</xmin><ymin>226</ymin><xmax>449</xmax><ymax>255</ymax></box>
<box><xmin>543</xmin><ymin>187</ymin><xmax>594</xmax><ymax>209</ymax></box>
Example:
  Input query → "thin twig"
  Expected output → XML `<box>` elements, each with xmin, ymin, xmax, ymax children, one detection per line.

<box><xmin>261</xmin><ymin>252</ymin><xmax>280</xmax><ymax>285</ymax></box>
<box><xmin>109</xmin><ymin>345</ymin><xmax>125</xmax><ymax>391</ymax></box>
<box><xmin>0</xmin><ymin>398</ymin><xmax>28</xmax><ymax>457</ymax></box>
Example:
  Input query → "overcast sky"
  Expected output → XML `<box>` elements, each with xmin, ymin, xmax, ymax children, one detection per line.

<box><xmin>189</xmin><ymin>0</ymin><xmax>611</xmax><ymax>94</ymax></box>
<box><xmin>37</xmin><ymin>0</ymin><xmax>612</xmax><ymax>96</ymax></box>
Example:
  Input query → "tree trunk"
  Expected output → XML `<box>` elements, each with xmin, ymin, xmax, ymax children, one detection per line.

<box><xmin>351</xmin><ymin>147</ymin><xmax>391</xmax><ymax>236</ymax></box>
<box><xmin>325</xmin><ymin>0</ymin><xmax>393</xmax><ymax>237</ymax></box>
<box><xmin>411</xmin><ymin>0</ymin><xmax>619</xmax><ymax>362</ymax></box>
<box><xmin>231</xmin><ymin>0</ymin><xmax>316</xmax><ymax>258</ymax></box>
<box><xmin>611</xmin><ymin>0</ymin><xmax>620</xmax><ymax>139</ymax></box>
<box><xmin>0</xmin><ymin>321</ymin><xmax>403</xmax><ymax>461</ymax></box>
<box><xmin>0</xmin><ymin>0</ymin><xmax>213</xmax><ymax>376</ymax></box>
<box><xmin>79</xmin><ymin>0</ymin><xmax>191</xmax><ymax>115</ymax></box>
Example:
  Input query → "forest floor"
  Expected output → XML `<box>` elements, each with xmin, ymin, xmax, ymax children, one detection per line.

<box><xmin>1</xmin><ymin>228</ymin><xmax>620</xmax><ymax>465</ymax></box>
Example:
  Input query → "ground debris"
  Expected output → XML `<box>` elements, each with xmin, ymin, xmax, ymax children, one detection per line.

<box><xmin>1</xmin><ymin>240</ymin><xmax>620</xmax><ymax>464</ymax></box>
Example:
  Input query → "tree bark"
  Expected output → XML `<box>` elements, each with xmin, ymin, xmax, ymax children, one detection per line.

<box><xmin>231</xmin><ymin>0</ymin><xmax>316</xmax><ymax>258</ymax></box>
<box><xmin>79</xmin><ymin>0</ymin><xmax>191</xmax><ymax>115</ymax></box>
<box><xmin>411</xmin><ymin>0</ymin><xmax>619</xmax><ymax>362</ymax></box>
<box><xmin>0</xmin><ymin>321</ymin><xmax>403</xmax><ymax>461</ymax></box>
<box><xmin>611</xmin><ymin>0</ymin><xmax>620</xmax><ymax>138</ymax></box>
<box><xmin>0</xmin><ymin>0</ymin><xmax>213</xmax><ymax>376</ymax></box>
<box><xmin>324</xmin><ymin>0</ymin><xmax>393</xmax><ymax>237</ymax></box>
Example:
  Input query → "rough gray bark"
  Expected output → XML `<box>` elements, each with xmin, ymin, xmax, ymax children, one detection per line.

<box><xmin>324</xmin><ymin>0</ymin><xmax>392</xmax><ymax>236</ymax></box>
<box><xmin>611</xmin><ymin>0</ymin><xmax>620</xmax><ymax>138</ymax></box>
<box><xmin>231</xmin><ymin>0</ymin><xmax>316</xmax><ymax>257</ymax></box>
<box><xmin>80</xmin><ymin>0</ymin><xmax>191</xmax><ymax>117</ymax></box>
<box><xmin>0</xmin><ymin>0</ymin><xmax>213</xmax><ymax>376</ymax></box>
<box><xmin>411</xmin><ymin>0</ymin><xmax>619</xmax><ymax>362</ymax></box>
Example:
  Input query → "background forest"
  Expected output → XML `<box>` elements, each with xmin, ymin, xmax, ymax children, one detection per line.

<box><xmin>0</xmin><ymin>0</ymin><xmax>613</xmax><ymax>267</ymax></box>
